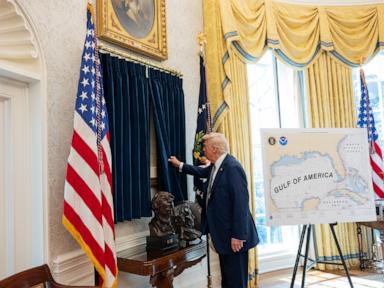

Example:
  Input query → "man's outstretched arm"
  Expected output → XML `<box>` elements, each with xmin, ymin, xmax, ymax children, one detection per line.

<box><xmin>168</xmin><ymin>156</ymin><xmax>211</xmax><ymax>178</ymax></box>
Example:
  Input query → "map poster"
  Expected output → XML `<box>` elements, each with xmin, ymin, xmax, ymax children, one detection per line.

<box><xmin>261</xmin><ymin>128</ymin><xmax>377</xmax><ymax>226</ymax></box>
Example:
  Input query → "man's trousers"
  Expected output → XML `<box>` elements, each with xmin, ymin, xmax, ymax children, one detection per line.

<box><xmin>219</xmin><ymin>251</ymin><xmax>248</xmax><ymax>288</ymax></box>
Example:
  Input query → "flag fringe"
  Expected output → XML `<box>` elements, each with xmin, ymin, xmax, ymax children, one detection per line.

<box><xmin>62</xmin><ymin>215</ymin><xmax>118</xmax><ymax>288</ymax></box>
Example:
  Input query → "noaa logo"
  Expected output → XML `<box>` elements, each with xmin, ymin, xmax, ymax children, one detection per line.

<box><xmin>279</xmin><ymin>136</ymin><xmax>288</xmax><ymax>146</ymax></box>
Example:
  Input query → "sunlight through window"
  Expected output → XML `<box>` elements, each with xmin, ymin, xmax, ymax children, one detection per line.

<box><xmin>247</xmin><ymin>50</ymin><xmax>303</xmax><ymax>271</ymax></box>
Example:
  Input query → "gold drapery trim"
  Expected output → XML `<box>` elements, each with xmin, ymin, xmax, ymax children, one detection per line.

<box><xmin>305</xmin><ymin>52</ymin><xmax>360</xmax><ymax>270</ymax></box>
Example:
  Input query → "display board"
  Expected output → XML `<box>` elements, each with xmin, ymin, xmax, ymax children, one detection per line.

<box><xmin>261</xmin><ymin>128</ymin><xmax>377</xmax><ymax>225</ymax></box>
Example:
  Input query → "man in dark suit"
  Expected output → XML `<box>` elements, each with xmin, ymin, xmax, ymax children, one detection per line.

<box><xmin>169</xmin><ymin>132</ymin><xmax>259</xmax><ymax>288</ymax></box>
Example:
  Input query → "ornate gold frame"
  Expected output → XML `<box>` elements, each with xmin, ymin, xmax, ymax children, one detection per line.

<box><xmin>97</xmin><ymin>0</ymin><xmax>167</xmax><ymax>61</ymax></box>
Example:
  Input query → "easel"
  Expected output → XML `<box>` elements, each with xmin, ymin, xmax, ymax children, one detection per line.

<box><xmin>290</xmin><ymin>223</ymin><xmax>354</xmax><ymax>288</ymax></box>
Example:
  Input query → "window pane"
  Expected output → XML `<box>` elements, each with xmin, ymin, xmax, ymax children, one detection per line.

<box><xmin>247</xmin><ymin>50</ymin><xmax>300</xmax><ymax>252</ymax></box>
<box><xmin>248</xmin><ymin>51</ymin><xmax>278</xmax><ymax>247</ymax></box>
<box><xmin>277</xmin><ymin>60</ymin><xmax>301</xmax><ymax>128</ymax></box>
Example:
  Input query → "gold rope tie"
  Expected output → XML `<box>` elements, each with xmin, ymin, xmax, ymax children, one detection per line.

<box><xmin>90</xmin><ymin>3</ymin><xmax>105</xmax><ymax>175</ymax></box>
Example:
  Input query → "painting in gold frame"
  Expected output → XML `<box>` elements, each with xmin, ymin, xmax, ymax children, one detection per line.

<box><xmin>97</xmin><ymin>0</ymin><xmax>167</xmax><ymax>61</ymax></box>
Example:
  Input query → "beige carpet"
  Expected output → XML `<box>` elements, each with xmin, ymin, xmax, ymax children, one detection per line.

<box><xmin>260</xmin><ymin>269</ymin><xmax>384</xmax><ymax>288</ymax></box>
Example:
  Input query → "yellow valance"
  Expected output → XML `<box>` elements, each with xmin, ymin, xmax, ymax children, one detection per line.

<box><xmin>204</xmin><ymin>0</ymin><xmax>384</xmax><ymax>129</ymax></box>
<box><xmin>222</xmin><ymin>0</ymin><xmax>384</xmax><ymax>67</ymax></box>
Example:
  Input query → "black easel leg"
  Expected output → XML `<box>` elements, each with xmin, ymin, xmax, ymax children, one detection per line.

<box><xmin>329</xmin><ymin>223</ymin><xmax>354</xmax><ymax>288</ymax></box>
<box><xmin>290</xmin><ymin>225</ymin><xmax>307</xmax><ymax>288</ymax></box>
<box><xmin>301</xmin><ymin>225</ymin><xmax>312</xmax><ymax>288</ymax></box>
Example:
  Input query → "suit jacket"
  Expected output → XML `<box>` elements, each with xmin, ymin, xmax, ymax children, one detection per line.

<box><xmin>182</xmin><ymin>154</ymin><xmax>259</xmax><ymax>255</ymax></box>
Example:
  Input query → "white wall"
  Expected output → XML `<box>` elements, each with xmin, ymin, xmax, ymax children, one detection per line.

<box><xmin>16</xmin><ymin>0</ymin><xmax>203</xmax><ymax>285</ymax></box>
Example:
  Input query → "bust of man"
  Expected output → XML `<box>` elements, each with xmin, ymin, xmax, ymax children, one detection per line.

<box><xmin>149</xmin><ymin>191</ymin><xmax>175</xmax><ymax>237</ymax></box>
<box><xmin>173</xmin><ymin>202</ymin><xmax>202</xmax><ymax>241</ymax></box>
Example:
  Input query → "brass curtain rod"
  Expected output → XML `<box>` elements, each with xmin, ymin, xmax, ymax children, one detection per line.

<box><xmin>98</xmin><ymin>44</ymin><xmax>183</xmax><ymax>77</ymax></box>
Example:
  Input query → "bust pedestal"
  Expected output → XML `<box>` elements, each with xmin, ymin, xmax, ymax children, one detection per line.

<box><xmin>118</xmin><ymin>240</ymin><xmax>206</xmax><ymax>288</ymax></box>
<box><xmin>146</xmin><ymin>234</ymin><xmax>179</xmax><ymax>255</ymax></box>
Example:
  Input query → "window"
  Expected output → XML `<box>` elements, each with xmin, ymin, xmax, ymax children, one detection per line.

<box><xmin>352</xmin><ymin>53</ymin><xmax>384</xmax><ymax>249</ymax></box>
<box><xmin>247</xmin><ymin>50</ymin><xmax>303</xmax><ymax>272</ymax></box>
<box><xmin>352</xmin><ymin>53</ymin><xmax>384</xmax><ymax>147</ymax></box>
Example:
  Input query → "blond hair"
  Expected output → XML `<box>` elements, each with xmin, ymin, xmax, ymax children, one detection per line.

<box><xmin>202</xmin><ymin>132</ymin><xmax>229</xmax><ymax>155</ymax></box>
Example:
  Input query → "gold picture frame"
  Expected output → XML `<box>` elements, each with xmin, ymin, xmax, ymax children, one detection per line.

<box><xmin>97</xmin><ymin>0</ymin><xmax>167</xmax><ymax>61</ymax></box>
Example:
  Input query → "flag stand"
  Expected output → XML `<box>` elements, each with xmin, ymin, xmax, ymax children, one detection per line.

<box><xmin>290</xmin><ymin>223</ymin><xmax>354</xmax><ymax>288</ymax></box>
<box><xmin>206</xmin><ymin>239</ymin><xmax>212</xmax><ymax>288</ymax></box>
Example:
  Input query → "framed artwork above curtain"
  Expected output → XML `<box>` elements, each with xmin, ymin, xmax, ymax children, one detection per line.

<box><xmin>97</xmin><ymin>0</ymin><xmax>168</xmax><ymax>60</ymax></box>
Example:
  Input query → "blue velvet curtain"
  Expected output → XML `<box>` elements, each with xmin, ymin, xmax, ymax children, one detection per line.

<box><xmin>149</xmin><ymin>70</ymin><xmax>187</xmax><ymax>202</ymax></box>
<box><xmin>100</xmin><ymin>53</ymin><xmax>187</xmax><ymax>221</ymax></box>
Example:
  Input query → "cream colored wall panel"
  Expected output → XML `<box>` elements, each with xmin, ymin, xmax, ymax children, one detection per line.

<box><xmin>18</xmin><ymin>0</ymin><xmax>203</xmax><ymax>263</ymax></box>
<box><xmin>0</xmin><ymin>96</ymin><xmax>8</xmax><ymax>279</ymax></box>
<box><xmin>0</xmin><ymin>77</ymin><xmax>41</xmax><ymax>277</ymax></box>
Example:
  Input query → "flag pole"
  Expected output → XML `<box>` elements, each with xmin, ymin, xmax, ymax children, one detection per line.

<box><xmin>196</xmin><ymin>32</ymin><xmax>213</xmax><ymax>288</ymax></box>
<box><xmin>207</xmin><ymin>240</ymin><xmax>212</xmax><ymax>288</ymax></box>
<box><xmin>90</xmin><ymin>2</ymin><xmax>103</xmax><ymax>285</ymax></box>
<box><xmin>360</xmin><ymin>59</ymin><xmax>374</xmax><ymax>155</ymax></box>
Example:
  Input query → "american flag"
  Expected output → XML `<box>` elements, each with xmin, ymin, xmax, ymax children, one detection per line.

<box><xmin>357</xmin><ymin>68</ymin><xmax>384</xmax><ymax>199</ymax></box>
<box><xmin>62</xmin><ymin>3</ymin><xmax>117</xmax><ymax>287</ymax></box>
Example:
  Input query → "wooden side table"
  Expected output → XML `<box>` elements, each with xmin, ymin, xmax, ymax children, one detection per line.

<box><xmin>117</xmin><ymin>240</ymin><xmax>206</xmax><ymax>288</ymax></box>
<box><xmin>357</xmin><ymin>221</ymin><xmax>384</xmax><ymax>270</ymax></box>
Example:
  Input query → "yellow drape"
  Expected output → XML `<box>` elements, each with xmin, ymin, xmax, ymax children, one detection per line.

<box><xmin>216</xmin><ymin>53</ymin><xmax>259</xmax><ymax>286</ymax></box>
<box><xmin>305</xmin><ymin>52</ymin><xmax>359</xmax><ymax>269</ymax></box>
<box><xmin>305</xmin><ymin>52</ymin><xmax>355</xmax><ymax>129</ymax></box>
<box><xmin>221</xmin><ymin>0</ymin><xmax>384</xmax><ymax>65</ymax></box>
<box><xmin>206</xmin><ymin>0</ymin><xmax>384</xmax><ymax>129</ymax></box>
<box><xmin>204</xmin><ymin>0</ymin><xmax>383</xmax><ymax>284</ymax></box>
<box><xmin>204</xmin><ymin>1</ymin><xmax>259</xmax><ymax>286</ymax></box>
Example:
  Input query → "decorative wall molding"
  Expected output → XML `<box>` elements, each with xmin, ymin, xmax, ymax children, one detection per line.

<box><xmin>0</xmin><ymin>0</ymin><xmax>38</xmax><ymax>60</ymax></box>
<box><xmin>51</xmin><ymin>231</ymin><xmax>149</xmax><ymax>285</ymax></box>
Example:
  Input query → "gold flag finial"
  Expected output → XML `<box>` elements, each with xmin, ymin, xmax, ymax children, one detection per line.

<box><xmin>197</xmin><ymin>32</ymin><xmax>206</xmax><ymax>46</ymax></box>
<box><xmin>197</xmin><ymin>32</ymin><xmax>207</xmax><ymax>60</ymax></box>
<box><xmin>359</xmin><ymin>56</ymin><xmax>366</xmax><ymax>69</ymax></box>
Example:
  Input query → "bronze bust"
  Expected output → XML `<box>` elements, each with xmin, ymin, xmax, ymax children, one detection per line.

<box><xmin>149</xmin><ymin>191</ymin><xmax>175</xmax><ymax>237</ymax></box>
<box><xmin>173</xmin><ymin>201</ymin><xmax>202</xmax><ymax>242</ymax></box>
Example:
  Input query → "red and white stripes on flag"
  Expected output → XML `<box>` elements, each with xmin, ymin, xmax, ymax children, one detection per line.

<box><xmin>62</xmin><ymin>3</ymin><xmax>117</xmax><ymax>287</ymax></box>
<box><xmin>357</xmin><ymin>68</ymin><xmax>384</xmax><ymax>199</ymax></box>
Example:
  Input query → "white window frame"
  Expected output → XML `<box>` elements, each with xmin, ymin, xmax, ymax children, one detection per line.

<box><xmin>247</xmin><ymin>50</ymin><xmax>304</xmax><ymax>273</ymax></box>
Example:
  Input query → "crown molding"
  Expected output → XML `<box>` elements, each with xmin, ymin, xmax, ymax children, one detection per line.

<box><xmin>0</xmin><ymin>0</ymin><xmax>38</xmax><ymax>60</ymax></box>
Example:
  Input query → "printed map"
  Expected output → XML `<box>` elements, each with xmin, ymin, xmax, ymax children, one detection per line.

<box><xmin>261</xmin><ymin>129</ymin><xmax>377</xmax><ymax>225</ymax></box>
